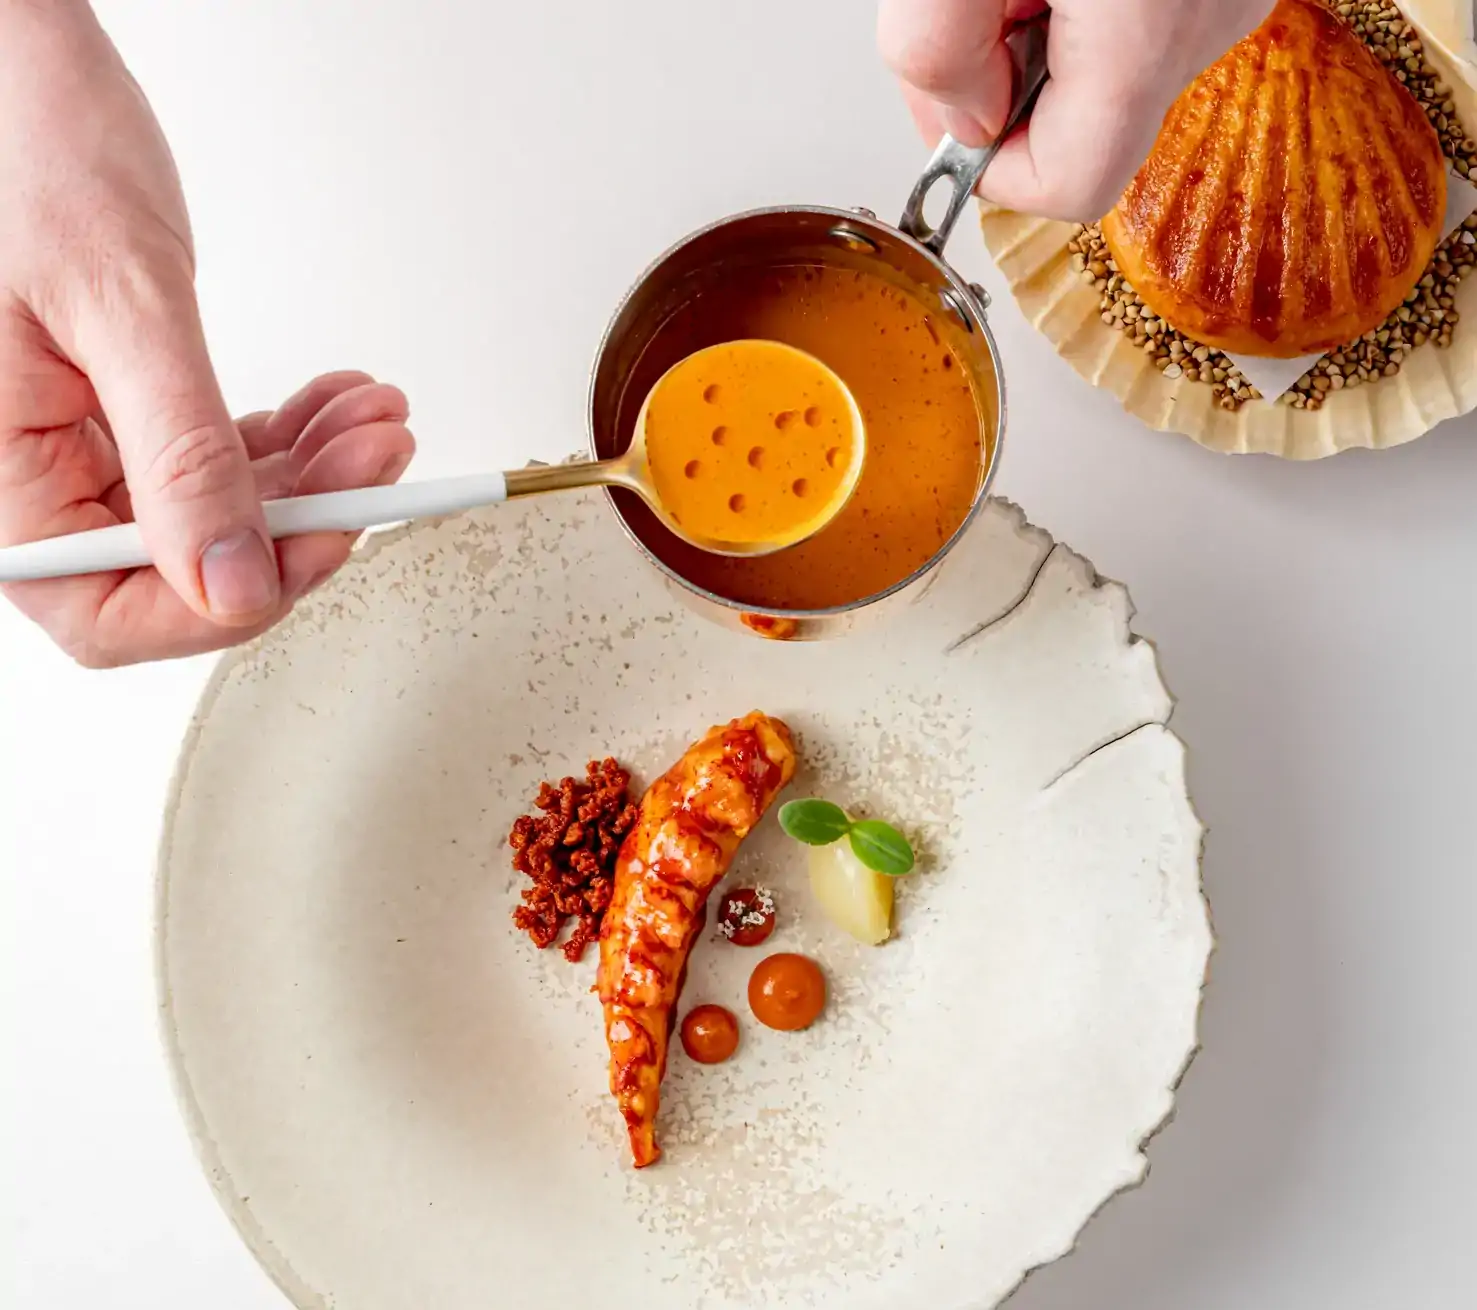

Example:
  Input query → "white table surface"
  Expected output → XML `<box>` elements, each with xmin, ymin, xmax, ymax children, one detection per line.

<box><xmin>4</xmin><ymin>2</ymin><xmax>1474</xmax><ymax>1307</ymax></box>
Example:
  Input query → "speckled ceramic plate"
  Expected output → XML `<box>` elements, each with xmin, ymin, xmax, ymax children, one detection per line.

<box><xmin>157</xmin><ymin>493</ymin><xmax>1211</xmax><ymax>1310</ymax></box>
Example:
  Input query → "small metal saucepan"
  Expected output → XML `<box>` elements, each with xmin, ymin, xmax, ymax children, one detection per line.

<box><xmin>587</xmin><ymin>17</ymin><xmax>1048</xmax><ymax>641</ymax></box>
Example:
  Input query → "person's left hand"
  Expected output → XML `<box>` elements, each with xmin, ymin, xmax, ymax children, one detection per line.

<box><xmin>0</xmin><ymin>369</ymin><xmax>414</xmax><ymax>666</ymax></box>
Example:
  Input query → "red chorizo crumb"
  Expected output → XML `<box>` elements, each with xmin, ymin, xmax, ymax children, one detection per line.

<box><xmin>510</xmin><ymin>758</ymin><xmax>638</xmax><ymax>962</ymax></box>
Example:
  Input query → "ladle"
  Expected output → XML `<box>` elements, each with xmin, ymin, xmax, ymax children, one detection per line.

<box><xmin>0</xmin><ymin>341</ymin><xmax>865</xmax><ymax>584</ymax></box>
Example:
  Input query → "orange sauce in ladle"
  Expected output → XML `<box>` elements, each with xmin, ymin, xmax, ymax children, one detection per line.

<box><xmin>633</xmin><ymin>340</ymin><xmax>865</xmax><ymax>555</ymax></box>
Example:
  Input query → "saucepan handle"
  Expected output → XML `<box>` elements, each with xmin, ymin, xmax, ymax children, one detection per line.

<box><xmin>898</xmin><ymin>12</ymin><xmax>1051</xmax><ymax>255</ymax></box>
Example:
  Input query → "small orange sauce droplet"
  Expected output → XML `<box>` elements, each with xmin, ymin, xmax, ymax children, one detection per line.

<box><xmin>703</xmin><ymin>384</ymin><xmax>721</xmax><ymax>404</ymax></box>
<box><xmin>775</xmin><ymin>411</ymin><xmax>796</xmax><ymax>430</ymax></box>
<box><xmin>804</xmin><ymin>406</ymin><xmax>822</xmax><ymax>427</ymax></box>
<box><xmin>747</xmin><ymin>446</ymin><xmax>764</xmax><ymax>469</ymax></box>
<box><xmin>748</xmin><ymin>953</ymin><xmax>826</xmax><ymax>1031</ymax></box>
<box><xmin>680</xmin><ymin>1005</ymin><xmax>740</xmax><ymax>1064</ymax></box>
<box><xmin>825</xmin><ymin>447</ymin><xmax>840</xmax><ymax>468</ymax></box>
<box><xmin>711</xmin><ymin>425</ymin><xmax>728</xmax><ymax>446</ymax></box>
<box><xmin>792</xmin><ymin>478</ymin><xmax>809</xmax><ymax>498</ymax></box>
<box><xmin>684</xmin><ymin>459</ymin><xmax>701</xmax><ymax>479</ymax></box>
<box><xmin>729</xmin><ymin>493</ymin><xmax>746</xmax><ymax>513</ymax></box>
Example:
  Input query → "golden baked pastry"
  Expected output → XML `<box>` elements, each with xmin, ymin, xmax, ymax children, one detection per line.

<box><xmin>1102</xmin><ymin>0</ymin><xmax>1447</xmax><ymax>358</ymax></box>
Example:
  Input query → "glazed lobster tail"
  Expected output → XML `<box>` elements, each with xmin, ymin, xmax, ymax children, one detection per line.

<box><xmin>595</xmin><ymin>712</ymin><xmax>796</xmax><ymax>1168</ymax></box>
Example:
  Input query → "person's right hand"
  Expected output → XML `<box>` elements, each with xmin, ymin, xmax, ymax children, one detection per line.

<box><xmin>879</xmin><ymin>0</ymin><xmax>1276</xmax><ymax>221</ymax></box>
<box><xmin>0</xmin><ymin>1</ymin><xmax>415</xmax><ymax>667</ymax></box>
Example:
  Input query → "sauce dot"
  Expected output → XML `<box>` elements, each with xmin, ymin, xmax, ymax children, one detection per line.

<box><xmin>711</xmin><ymin>425</ymin><xmax>728</xmax><ymax>446</ymax></box>
<box><xmin>703</xmin><ymin>384</ymin><xmax>721</xmax><ymax>404</ymax></box>
<box><xmin>747</xmin><ymin>446</ymin><xmax>765</xmax><ymax>470</ymax></box>
<box><xmin>774</xmin><ymin>411</ymin><xmax>796</xmax><ymax>431</ymax></box>
<box><xmin>684</xmin><ymin>459</ymin><xmax>701</xmax><ymax>479</ymax></box>
<box><xmin>748</xmin><ymin>954</ymin><xmax>826</xmax><ymax>1032</ymax></box>
<box><xmin>680</xmin><ymin>1005</ymin><xmax>739</xmax><ymax>1065</ymax></box>
<box><xmin>942</xmin><ymin>355</ymin><xmax>954</xmax><ymax>371</ymax></box>
<box><xmin>717</xmin><ymin>887</ymin><xmax>777</xmax><ymax>947</ymax></box>
<box><xmin>804</xmin><ymin>406</ymin><xmax>822</xmax><ymax>427</ymax></box>
<box><xmin>825</xmin><ymin>447</ymin><xmax>841</xmax><ymax>468</ymax></box>
<box><xmin>792</xmin><ymin>478</ymin><xmax>809</xmax><ymax>498</ymax></box>
<box><xmin>729</xmin><ymin>493</ymin><xmax>746</xmax><ymax>514</ymax></box>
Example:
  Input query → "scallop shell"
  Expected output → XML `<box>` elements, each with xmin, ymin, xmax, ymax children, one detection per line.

<box><xmin>1103</xmin><ymin>0</ymin><xmax>1447</xmax><ymax>358</ymax></box>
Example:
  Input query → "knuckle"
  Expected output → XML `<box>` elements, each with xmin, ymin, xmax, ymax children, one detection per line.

<box><xmin>1043</xmin><ymin>160</ymin><xmax>1128</xmax><ymax>224</ymax></box>
<box><xmin>65</xmin><ymin>637</ymin><xmax>123</xmax><ymax>671</ymax></box>
<box><xmin>143</xmin><ymin>422</ymin><xmax>242</xmax><ymax>502</ymax></box>
<box><xmin>1063</xmin><ymin>187</ymin><xmax>1120</xmax><ymax>224</ymax></box>
<box><xmin>52</xmin><ymin>617</ymin><xmax>125</xmax><ymax>670</ymax></box>
<box><xmin>0</xmin><ymin>428</ymin><xmax>68</xmax><ymax>489</ymax></box>
<box><xmin>884</xmin><ymin>35</ymin><xmax>958</xmax><ymax>96</ymax></box>
<box><xmin>51</xmin><ymin>219</ymin><xmax>170</xmax><ymax>325</ymax></box>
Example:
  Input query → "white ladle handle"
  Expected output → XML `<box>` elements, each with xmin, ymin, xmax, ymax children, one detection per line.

<box><xmin>0</xmin><ymin>473</ymin><xmax>510</xmax><ymax>583</ymax></box>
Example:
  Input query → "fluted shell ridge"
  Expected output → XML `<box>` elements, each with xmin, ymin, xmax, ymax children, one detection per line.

<box><xmin>1103</xmin><ymin>0</ymin><xmax>1447</xmax><ymax>358</ymax></box>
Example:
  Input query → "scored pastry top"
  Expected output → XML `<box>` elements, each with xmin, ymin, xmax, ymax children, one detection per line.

<box><xmin>1103</xmin><ymin>0</ymin><xmax>1448</xmax><ymax>358</ymax></box>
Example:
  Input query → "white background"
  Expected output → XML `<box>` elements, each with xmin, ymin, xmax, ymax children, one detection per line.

<box><xmin>3</xmin><ymin>1</ymin><xmax>1474</xmax><ymax>1307</ymax></box>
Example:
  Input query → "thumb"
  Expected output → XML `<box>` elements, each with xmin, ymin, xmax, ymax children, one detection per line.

<box><xmin>67</xmin><ymin>262</ymin><xmax>280</xmax><ymax>625</ymax></box>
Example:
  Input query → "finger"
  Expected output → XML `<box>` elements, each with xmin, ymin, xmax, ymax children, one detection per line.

<box><xmin>269</xmin><ymin>422</ymin><xmax>417</xmax><ymax>618</ymax></box>
<box><xmin>251</xmin><ymin>451</ymin><xmax>300</xmax><ymax>502</ymax></box>
<box><xmin>0</xmin><ymin>318</ymin><xmax>122</xmax><ymax>548</ymax></box>
<box><xmin>56</xmin><ymin>259</ymin><xmax>279</xmax><ymax>626</ymax></box>
<box><xmin>247</xmin><ymin>370</ymin><xmax>378</xmax><ymax>459</ymax></box>
<box><xmin>288</xmin><ymin>382</ymin><xmax>410</xmax><ymax>473</ymax></box>
<box><xmin>236</xmin><ymin>410</ymin><xmax>274</xmax><ymax>457</ymax></box>
<box><xmin>881</xmin><ymin>0</ymin><xmax>1043</xmax><ymax>142</ymax></box>
<box><xmin>975</xmin><ymin>70</ymin><xmax>1157</xmax><ymax>220</ymax></box>
<box><xmin>0</xmin><ymin>419</ymin><xmax>123</xmax><ymax>535</ymax></box>
<box><xmin>295</xmin><ymin>420</ymin><xmax>416</xmax><ymax>497</ymax></box>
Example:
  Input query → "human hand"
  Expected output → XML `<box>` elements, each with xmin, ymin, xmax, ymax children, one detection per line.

<box><xmin>0</xmin><ymin>2</ymin><xmax>414</xmax><ymax>666</ymax></box>
<box><xmin>879</xmin><ymin>0</ymin><xmax>1276</xmax><ymax>221</ymax></box>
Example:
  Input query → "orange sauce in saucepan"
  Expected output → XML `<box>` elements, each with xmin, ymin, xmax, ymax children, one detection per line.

<box><xmin>613</xmin><ymin>263</ymin><xmax>987</xmax><ymax>612</ymax></box>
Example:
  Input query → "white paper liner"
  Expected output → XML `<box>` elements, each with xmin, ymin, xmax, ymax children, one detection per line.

<box><xmin>1224</xmin><ymin>172</ymin><xmax>1477</xmax><ymax>400</ymax></box>
<box><xmin>1403</xmin><ymin>1</ymin><xmax>1477</xmax><ymax>69</ymax></box>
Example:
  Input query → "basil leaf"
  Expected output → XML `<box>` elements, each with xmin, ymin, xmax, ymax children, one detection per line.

<box><xmin>779</xmin><ymin>799</ymin><xmax>853</xmax><ymax>846</ymax></box>
<box><xmin>848</xmin><ymin>820</ymin><xmax>915</xmax><ymax>876</ymax></box>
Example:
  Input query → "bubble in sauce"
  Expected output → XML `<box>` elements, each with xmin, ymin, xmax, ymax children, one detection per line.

<box><xmin>825</xmin><ymin>447</ymin><xmax>841</xmax><ymax>469</ymax></box>
<box><xmin>792</xmin><ymin>478</ymin><xmax>809</xmax><ymax>498</ymax></box>
<box><xmin>703</xmin><ymin>384</ymin><xmax>721</xmax><ymax>404</ymax></box>
<box><xmin>803</xmin><ymin>406</ymin><xmax>822</xmax><ymax>427</ymax></box>
<box><xmin>774</xmin><ymin>411</ymin><xmax>796</xmax><ymax>431</ymax></box>
<box><xmin>684</xmin><ymin>460</ymin><xmax>701</xmax><ymax>479</ymax></box>
<box><xmin>747</xmin><ymin>446</ymin><xmax>764</xmax><ymax>470</ymax></box>
<box><xmin>711</xmin><ymin>425</ymin><xmax>728</xmax><ymax>446</ymax></box>
<box><xmin>729</xmin><ymin>493</ymin><xmax>746</xmax><ymax>514</ymax></box>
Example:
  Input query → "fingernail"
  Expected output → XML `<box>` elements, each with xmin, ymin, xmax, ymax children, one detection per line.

<box><xmin>200</xmin><ymin>530</ymin><xmax>280</xmax><ymax>618</ymax></box>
